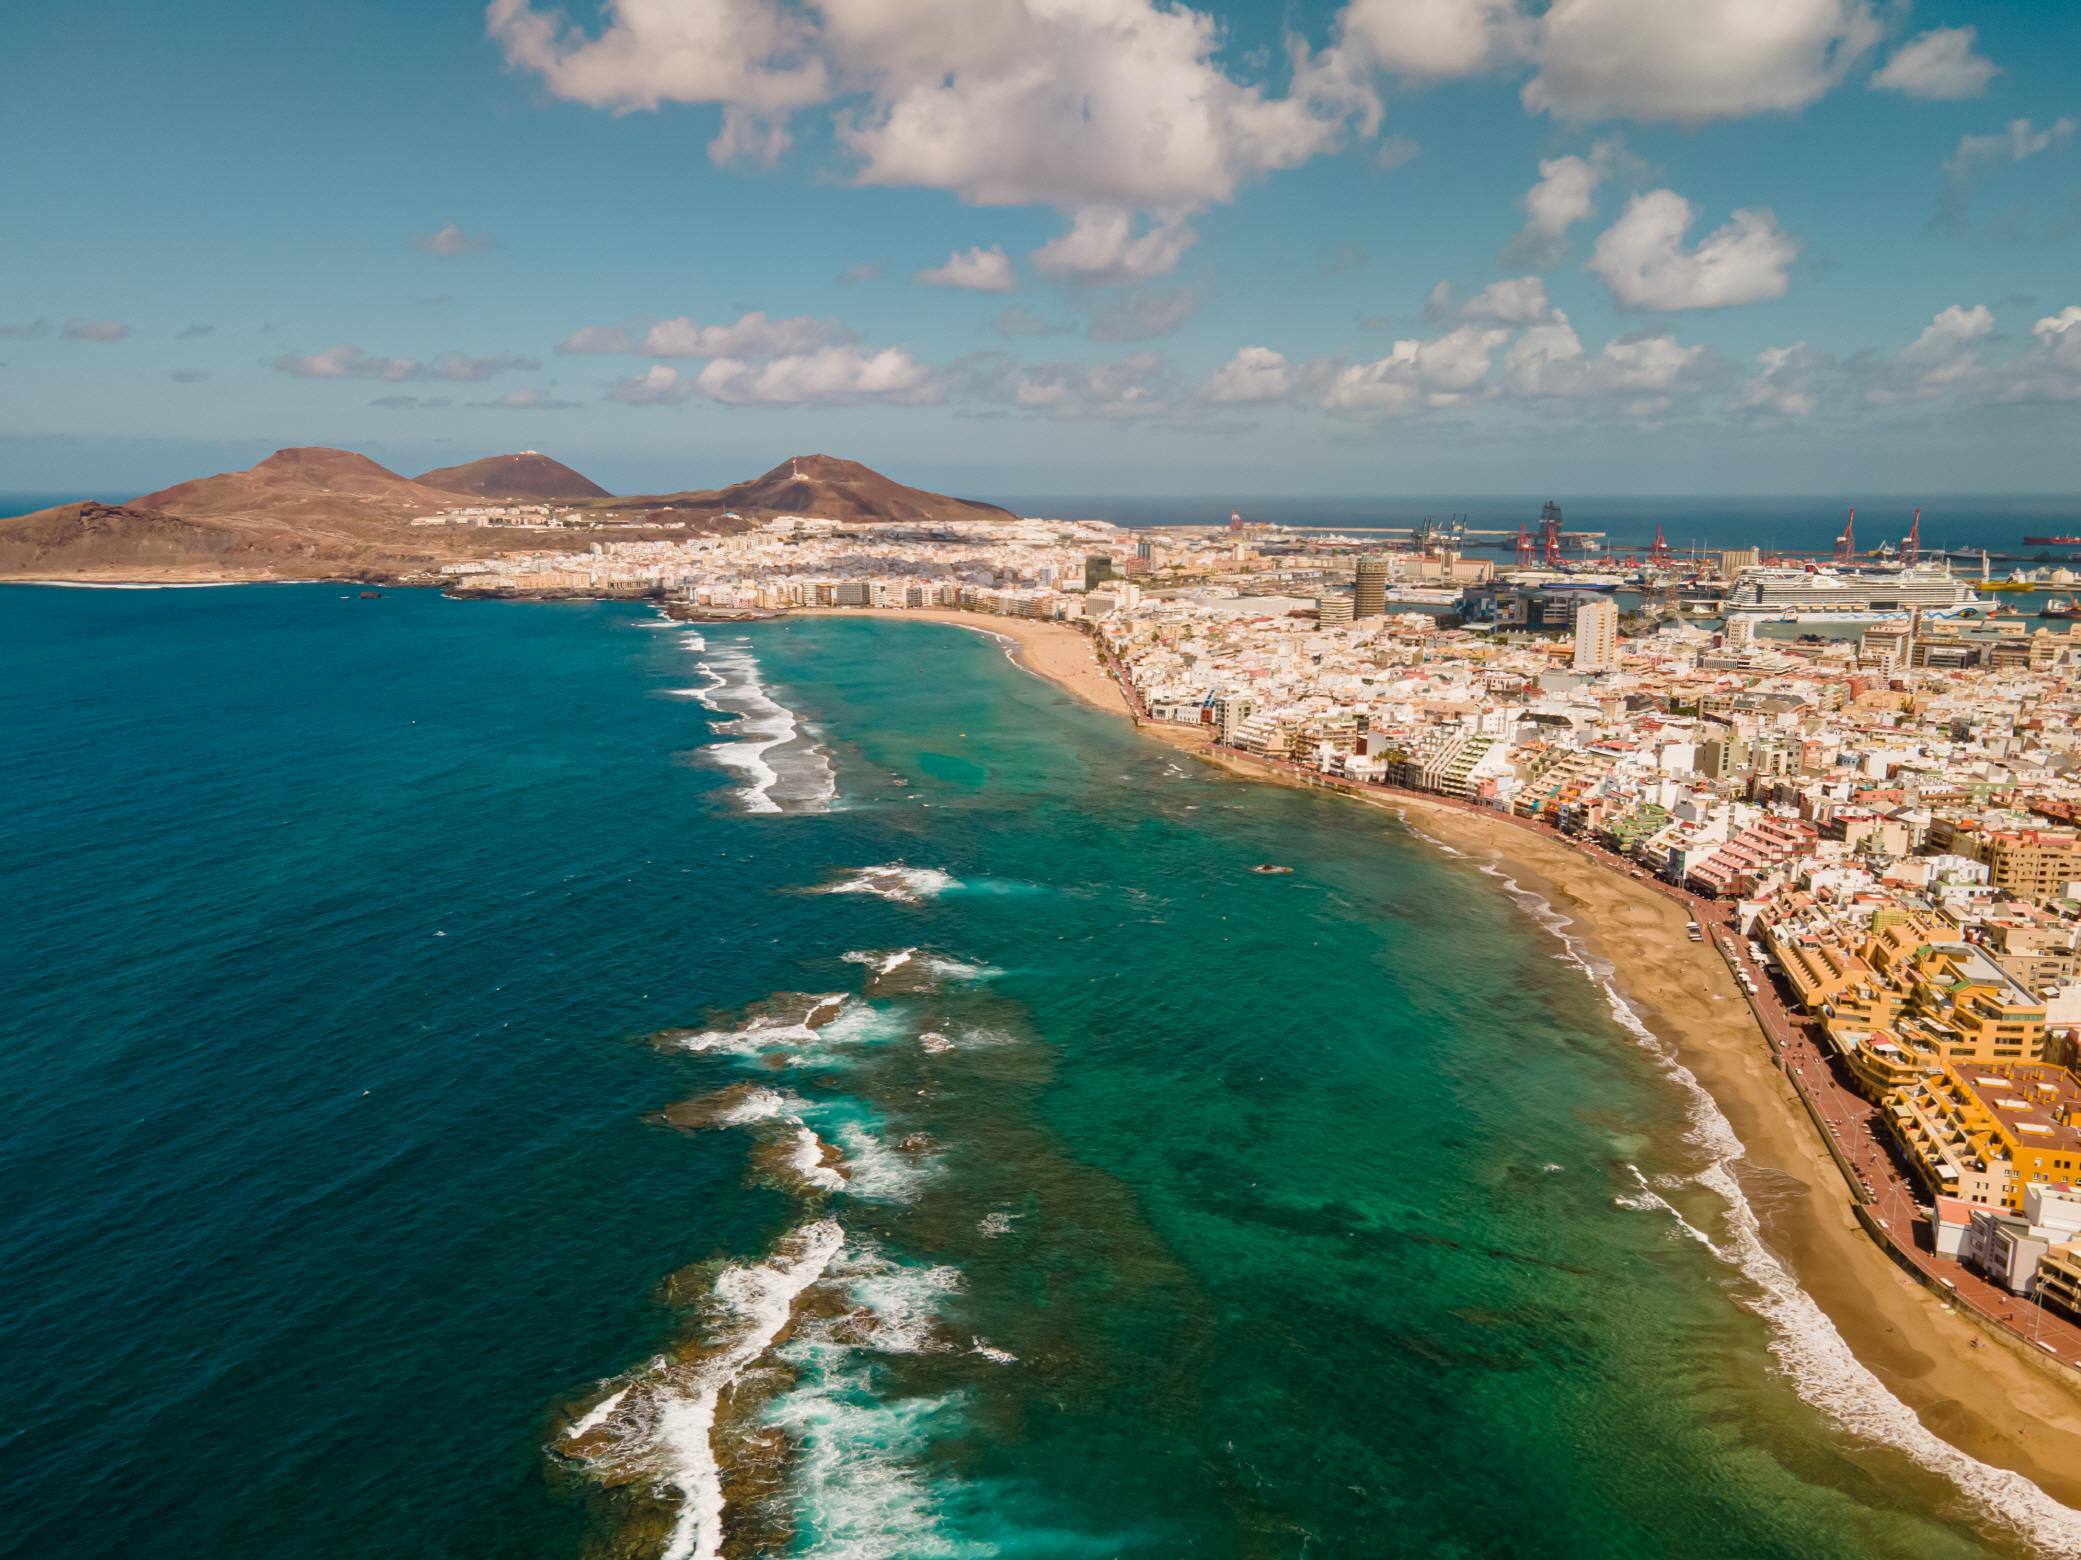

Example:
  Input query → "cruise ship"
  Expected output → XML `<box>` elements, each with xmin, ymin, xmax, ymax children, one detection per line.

<box><xmin>1724</xmin><ymin>564</ymin><xmax>1985</xmax><ymax>618</ymax></box>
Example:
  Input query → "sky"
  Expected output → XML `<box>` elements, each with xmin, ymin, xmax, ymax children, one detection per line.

<box><xmin>3</xmin><ymin>0</ymin><xmax>2080</xmax><ymax>500</ymax></box>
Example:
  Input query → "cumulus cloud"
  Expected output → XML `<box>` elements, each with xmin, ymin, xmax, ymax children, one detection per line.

<box><xmin>606</xmin><ymin>364</ymin><xmax>699</xmax><ymax>405</ymax></box>
<box><xmin>1460</xmin><ymin>275</ymin><xmax>1550</xmax><ymax>324</ymax></box>
<box><xmin>1942</xmin><ymin>117</ymin><xmax>2077</xmax><ymax>182</ymax></box>
<box><xmin>710</xmin><ymin>104</ymin><xmax>792</xmax><ymax>166</ymax></box>
<box><xmin>696</xmin><ymin>344</ymin><xmax>937</xmax><ymax>404</ymax></box>
<box><xmin>1087</xmin><ymin>287</ymin><xmax>1200</xmax><ymax>342</ymax></box>
<box><xmin>1326</xmin><ymin>0</ymin><xmax>1529</xmax><ymax>82</ymax></box>
<box><xmin>559</xmin><ymin>323</ymin><xmax>635</xmax><ymax>354</ymax></box>
<box><xmin>837</xmin><ymin>260</ymin><xmax>884</xmax><ymax>285</ymax></box>
<box><xmin>270</xmin><ymin>346</ymin><xmax>539</xmax><ymax>381</ymax></box>
<box><xmin>1504</xmin><ymin>139</ymin><xmax>1623</xmax><ymax>268</ymax></box>
<box><xmin>2000</xmin><ymin>306</ymin><xmax>2081</xmax><ymax>402</ymax></box>
<box><xmin>996</xmin><ymin>351</ymin><xmax>1173</xmax><ymax>419</ymax></box>
<box><xmin>1374</xmin><ymin>134</ymin><xmax>1420</xmax><ymax>170</ymax></box>
<box><xmin>915</xmin><ymin>245</ymin><xmax>1016</xmax><ymax>292</ymax></box>
<box><xmin>1201</xmin><ymin>346</ymin><xmax>1295</xmax><ymax>403</ymax></box>
<box><xmin>1859</xmin><ymin>303</ymin><xmax>1994</xmax><ymax>403</ymax></box>
<box><xmin>1033</xmin><ymin>208</ymin><xmax>1197</xmax><ymax>284</ymax></box>
<box><xmin>1736</xmin><ymin>342</ymin><xmax>1822</xmax><ymax>417</ymax></box>
<box><xmin>1497</xmin><ymin>310</ymin><xmax>1703</xmax><ymax>398</ymax></box>
<box><xmin>1870</xmin><ymin>27</ymin><xmax>1997</xmax><ymax>101</ymax></box>
<box><xmin>1524</xmin><ymin>0</ymin><xmax>1879</xmax><ymax>124</ymax></box>
<box><xmin>1319</xmin><ymin>324</ymin><xmax>1510</xmax><ymax>415</ymax></box>
<box><xmin>411</xmin><ymin>222</ymin><xmax>495</xmax><ymax>257</ymax></box>
<box><xmin>1588</xmin><ymin>190</ymin><xmax>1800</xmax><ymax>311</ymax></box>
<box><xmin>64</xmin><ymin>318</ymin><xmax>131</xmax><ymax>341</ymax></box>
<box><xmin>641</xmin><ymin>310</ymin><xmax>849</xmax><ymax>357</ymax></box>
<box><xmin>476</xmin><ymin>387</ymin><xmax>581</xmax><ymax>409</ymax></box>
<box><xmin>494</xmin><ymin>0</ymin><xmax>1348</xmax><ymax>210</ymax></box>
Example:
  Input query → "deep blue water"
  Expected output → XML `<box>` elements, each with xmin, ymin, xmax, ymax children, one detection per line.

<box><xmin>0</xmin><ymin>585</ymin><xmax>2067</xmax><ymax>1559</ymax></box>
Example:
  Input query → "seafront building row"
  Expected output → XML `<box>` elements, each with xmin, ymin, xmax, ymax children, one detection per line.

<box><xmin>456</xmin><ymin>511</ymin><xmax>2081</xmax><ymax>1335</ymax></box>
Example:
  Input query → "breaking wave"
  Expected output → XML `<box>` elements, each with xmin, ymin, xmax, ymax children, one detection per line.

<box><xmin>687</xmin><ymin>643</ymin><xmax>836</xmax><ymax>815</ymax></box>
<box><xmin>821</xmin><ymin>865</ymin><xmax>961</xmax><ymax>905</ymax></box>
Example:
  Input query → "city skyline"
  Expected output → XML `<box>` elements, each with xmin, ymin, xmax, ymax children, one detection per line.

<box><xmin>5</xmin><ymin>0</ymin><xmax>2081</xmax><ymax>497</ymax></box>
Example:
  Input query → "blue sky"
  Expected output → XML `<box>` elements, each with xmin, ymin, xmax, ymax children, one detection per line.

<box><xmin>4</xmin><ymin>0</ymin><xmax>2079</xmax><ymax>498</ymax></box>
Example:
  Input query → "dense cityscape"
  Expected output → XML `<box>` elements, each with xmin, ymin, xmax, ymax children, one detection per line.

<box><xmin>452</xmin><ymin>505</ymin><xmax>2081</xmax><ymax>1358</ymax></box>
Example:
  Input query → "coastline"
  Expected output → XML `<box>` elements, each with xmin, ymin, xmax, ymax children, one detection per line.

<box><xmin>965</xmin><ymin>624</ymin><xmax>2081</xmax><ymax>1520</ymax></box>
<box><xmin>782</xmin><ymin>607</ymin><xmax>1130</xmax><ymax>717</ymax></box>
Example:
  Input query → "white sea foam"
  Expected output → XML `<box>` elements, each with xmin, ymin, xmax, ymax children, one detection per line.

<box><xmin>918</xmin><ymin>1031</ymin><xmax>955</xmax><ymax>1054</ymax></box>
<box><xmin>829</xmin><ymin>1118</ymin><xmax>934</xmax><ymax>1203</ymax></box>
<box><xmin>689</xmin><ymin>645</ymin><xmax>836</xmax><ymax>815</ymax></box>
<box><xmin>842</xmin><ymin>947</ymin><xmax>917</xmax><ymax>977</ymax></box>
<box><xmin>565</xmin><ymin>1219</ymin><xmax>846</xmax><ymax>1560</ymax></box>
<box><xmin>977</xmin><ymin>1211</ymin><xmax>1015</xmax><ymax>1238</ymax></box>
<box><xmin>971</xmin><ymin>1339</ymin><xmax>1017</xmax><ymax>1364</ymax></box>
<box><xmin>671</xmin><ymin>995</ymin><xmax>849</xmax><ymax>1058</ymax></box>
<box><xmin>785</xmin><ymin>1125</ymin><xmax>848</xmax><ymax>1193</ymax></box>
<box><xmin>565</xmin><ymin>1385</ymin><xmax>629</xmax><ymax>1441</ymax></box>
<box><xmin>1463</xmin><ymin>857</ymin><xmax>2081</xmax><ymax>1554</ymax></box>
<box><xmin>712</xmin><ymin>1087</ymin><xmax>807</xmax><ymax>1126</ymax></box>
<box><xmin>823</xmin><ymin>865</ymin><xmax>960</xmax><ymax>905</ymax></box>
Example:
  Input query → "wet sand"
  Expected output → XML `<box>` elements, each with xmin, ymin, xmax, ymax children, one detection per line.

<box><xmin>785</xmin><ymin>608</ymin><xmax>1129</xmax><ymax>716</ymax></box>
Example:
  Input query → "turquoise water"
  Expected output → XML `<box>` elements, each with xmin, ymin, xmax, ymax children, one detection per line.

<box><xmin>0</xmin><ymin>586</ymin><xmax>2060</xmax><ymax>1558</ymax></box>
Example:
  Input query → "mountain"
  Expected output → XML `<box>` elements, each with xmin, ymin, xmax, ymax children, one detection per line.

<box><xmin>415</xmin><ymin>451</ymin><xmax>610</xmax><ymax>501</ymax></box>
<box><xmin>0</xmin><ymin>502</ymin><xmax>284</xmax><ymax>579</ymax></box>
<box><xmin>135</xmin><ymin>446</ymin><xmax>462</xmax><ymax>526</ymax></box>
<box><xmin>612</xmin><ymin>454</ymin><xmax>1018</xmax><ymax>527</ymax></box>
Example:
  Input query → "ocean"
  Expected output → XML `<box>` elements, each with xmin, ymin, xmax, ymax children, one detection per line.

<box><xmin>0</xmin><ymin>585</ymin><xmax>2070</xmax><ymax>1558</ymax></box>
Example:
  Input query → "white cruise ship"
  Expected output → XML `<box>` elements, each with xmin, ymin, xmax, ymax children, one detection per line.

<box><xmin>1724</xmin><ymin>564</ymin><xmax>1984</xmax><ymax>617</ymax></box>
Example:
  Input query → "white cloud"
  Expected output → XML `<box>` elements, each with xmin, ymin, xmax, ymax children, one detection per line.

<box><xmin>607</xmin><ymin>364</ymin><xmax>699</xmax><ymax>404</ymax></box>
<box><xmin>1861</xmin><ymin>303</ymin><xmax>1994</xmax><ymax>403</ymax></box>
<box><xmin>1497</xmin><ymin>310</ymin><xmax>1703</xmax><ymax>397</ymax></box>
<box><xmin>1460</xmin><ymin>276</ymin><xmax>1550</xmax><ymax>324</ymax></box>
<box><xmin>1202</xmin><ymin>346</ymin><xmax>1294</xmax><ymax>403</ymax></box>
<box><xmin>270</xmin><ymin>346</ymin><xmax>538</xmax><ymax>381</ymax></box>
<box><xmin>494</xmin><ymin>0</ymin><xmax>1353</xmax><ymax>211</ymax></box>
<box><xmin>1088</xmin><ymin>287</ymin><xmax>1200</xmax><ymax>342</ymax></box>
<box><xmin>1588</xmin><ymin>190</ymin><xmax>1800</xmax><ymax>311</ymax></box>
<box><xmin>1328</xmin><ymin>0</ymin><xmax>1528</xmax><ymax>81</ymax></box>
<box><xmin>1320</xmin><ymin>324</ymin><xmax>1510</xmax><ymax>414</ymax></box>
<box><xmin>1942</xmin><ymin>117</ymin><xmax>2077</xmax><ymax>181</ymax></box>
<box><xmin>1523</xmin><ymin>0</ymin><xmax>1879</xmax><ymax>124</ymax></box>
<box><xmin>486</xmin><ymin>0</ymin><xmax>827</xmax><ymax>117</ymax></box>
<box><xmin>62</xmin><ymin>318</ymin><xmax>131</xmax><ymax>342</ymax></box>
<box><xmin>1870</xmin><ymin>27</ymin><xmax>1997</xmax><ymax>101</ymax></box>
<box><xmin>915</xmin><ymin>245</ymin><xmax>1016</xmax><ymax>292</ymax></box>
<box><xmin>834</xmin><ymin>0</ymin><xmax>1345</xmax><ymax>208</ymax></box>
<box><xmin>696</xmin><ymin>344</ymin><xmax>937</xmax><ymax>404</ymax></box>
<box><xmin>411</xmin><ymin>222</ymin><xmax>494</xmax><ymax>257</ymax></box>
<box><xmin>643</xmin><ymin>311</ymin><xmax>851</xmax><ymax>357</ymax></box>
<box><xmin>1736</xmin><ymin>342</ymin><xmax>1821</xmax><ymax>417</ymax></box>
<box><xmin>1504</xmin><ymin>140</ymin><xmax>1620</xmax><ymax>268</ymax></box>
<box><xmin>1005</xmin><ymin>351</ymin><xmax>1172</xmax><ymax>419</ymax></box>
<box><xmin>1032</xmin><ymin>208</ymin><xmax>1197</xmax><ymax>284</ymax></box>
<box><xmin>2000</xmin><ymin>306</ymin><xmax>2081</xmax><ymax>402</ymax></box>
<box><xmin>1375</xmin><ymin>134</ymin><xmax>1421</xmax><ymax>170</ymax></box>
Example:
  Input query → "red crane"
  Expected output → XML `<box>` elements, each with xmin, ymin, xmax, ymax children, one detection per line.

<box><xmin>1833</xmin><ymin>508</ymin><xmax>1856</xmax><ymax>565</ymax></box>
<box><xmin>1540</xmin><ymin>499</ymin><xmax>1564</xmax><ymax>567</ymax></box>
<box><xmin>1648</xmin><ymin>525</ymin><xmax>1672</xmax><ymax>568</ymax></box>
<box><xmin>1514</xmin><ymin>522</ymin><xmax>1533</xmax><ymax>567</ymax></box>
<box><xmin>1902</xmin><ymin>508</ymin><xmax>1921</xmax><ymax>566</ymax></box>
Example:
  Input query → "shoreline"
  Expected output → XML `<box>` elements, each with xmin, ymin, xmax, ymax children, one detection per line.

<box><xmin>781</xmin><ymin>607</ymin><xmax>1130</xmax><ymax>717</ymax></box>
<box><xmin>910</xmin><ymin>615</ymin><xmax>2081</xmax><ymax>1523</ymax></box>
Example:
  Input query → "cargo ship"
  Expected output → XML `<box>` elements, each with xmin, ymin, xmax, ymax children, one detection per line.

<box><xmin>2023</xmin><ymin>535</ymin><xmax>2081</xmax><ymax>546</ymax></box>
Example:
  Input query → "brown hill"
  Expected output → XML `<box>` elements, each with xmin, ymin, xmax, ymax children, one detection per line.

<box><xmin>0</xmin><ymin>501</ymin><xmax>325</xmax><ymax>580</ymax></box>
<box><xmin>135</xmin><ymin>446</ymin><xmax>463</xmax><ymax>525</ymax></box>
<box><xmin>415</xmin><ymin>451</ymin><xmax>610</xmax><ymax>501</ymax></box>
<box><xmin>615</xmin><ymin>454</ymin><xmax>1017</xmax><ymax>526</ymax></box>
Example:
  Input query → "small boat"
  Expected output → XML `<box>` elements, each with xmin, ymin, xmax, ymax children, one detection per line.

<box><xmin>2040</xmin><ymin>598</ymin><xmax>2078</xmax><ymax>620</ymax></box>
<box><xmin>1251</xmin><ymin>863</ymin><xmax>1294</xmax><ymax>875</ymax></box>
<box><xmin>358</xmin><ymin>589</ymin><xmax>381</xmax><ymax>599</ymax></box>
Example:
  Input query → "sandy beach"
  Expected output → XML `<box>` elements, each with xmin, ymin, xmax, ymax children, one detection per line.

<box><xmin>977</xmin><ymin>637</ymin><xmax>2081</xmax><ymax>1516</ymax></box>
<box><xmin>785</xmin><ymin>607</ymin><xmax>1130</xmax><ymax>717</ymax></box>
